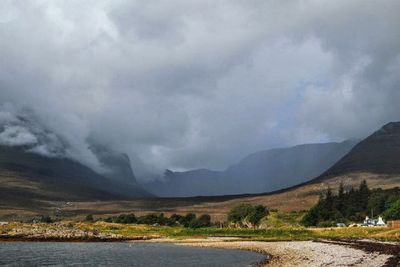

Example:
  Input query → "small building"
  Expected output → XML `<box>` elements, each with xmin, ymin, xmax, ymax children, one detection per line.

<box><xmin>363</xmin><ymin>216</ymin><xmax>386</xmax><ymax>227</ymax></box>
<box><xmin>376</xmin><ymin>216</ymin><xmax>386</xmax><ymax>226</ymax></box>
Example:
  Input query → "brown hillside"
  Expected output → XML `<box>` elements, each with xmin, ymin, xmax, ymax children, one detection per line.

<box><xmin>315</xmin><ymin>122</ymin><xmax>400</xmax><ymax>180</ymax></box>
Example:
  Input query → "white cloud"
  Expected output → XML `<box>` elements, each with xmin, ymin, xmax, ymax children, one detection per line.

<box><xmin>0</xmin><ymin>125</ymin><xmax>38</xmax><ymax>147</ymax></box>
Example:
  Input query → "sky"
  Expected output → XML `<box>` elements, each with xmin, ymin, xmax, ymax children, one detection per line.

<box><xmin>0</xmin><ymin>0</ymin><xmax>399</xmax><ymax>179</ymax></box>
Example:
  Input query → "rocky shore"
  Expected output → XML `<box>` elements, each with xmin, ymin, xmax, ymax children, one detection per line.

<box><xmin>171</xmin><ymin>238</ymin><xmax>398</xmax><ymax>267</ymax></box>
<box><xmin>0</xmin><ymin>222</ymin><xmax>142</xmax><ymax>242</ymax></box>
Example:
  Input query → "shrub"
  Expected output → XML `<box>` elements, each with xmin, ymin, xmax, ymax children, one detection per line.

<box><xmin>85</xmin><ymin>214</ymin><xmax>94</xmax><ymax>222</ymax></box>
<box><xmin>228</xmin><ymin>204</ymin><xmax>254</xmax><ymax>224</ymax></box>
<box><xmin>104</xmin><ymin>213</ymin><xmax>137</xmax><ymax>224</ymax></box>
<box><xmin>228</xmin><ymin>204</ymin><xmax>268</xmax><ymax>227</ymax></box>
<box><xmin>383</xmin><ymin>198</ymin><xmax>400</xmax><ymax>220</ymax></box>
<box><xmin>39</xmin><ymin>215</ymin><xmax>53</xmax><ymax>223</ymax></box>
<box><xmin>137</xmin><ymin>214</ymin><xmax>159</xmax><ymax>225</ymax></box>
<box><xmin>247</xmin><ymin>205</ymin><xmax>268</xmax><ymax>226</ymax></box>
<box><xmin>179</xmin><ymin>213</ymin><xmax>196</xmax><ymax>227</ymax></box>
<box><xmin>189</xmin><ymin>214</ymin><xmax>211</xmax><ymax>228</ymax></box>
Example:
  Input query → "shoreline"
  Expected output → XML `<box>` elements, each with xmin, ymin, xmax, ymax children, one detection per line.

<box><xmin>0</xmin><ymin>236</ymin><xmax>146</xmax><ymax>242</ymax></box>
<box><xmin>1</xmin><ymin>234</ymin><xmax>399</xmax><ymax>266</ymax></box>
<box><xmin>154</xmin><ymin>238</ymin><xmax>398</xmax><ymax>267</ymax></box>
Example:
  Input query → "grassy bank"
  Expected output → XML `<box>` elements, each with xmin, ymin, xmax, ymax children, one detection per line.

<box><xmin>80</xmin><ymin>222</ymin><xmax>400</xmax><ymax>241</ymax></box>
<box><xmin>3</xmin><ymin>221</ymin><xmax>398</xmax><ymax>242</ymax></box>
<box><xmin>1</xmin><ymin>210</ymin><xmax>399</xmax><ymax>242</ymax></box>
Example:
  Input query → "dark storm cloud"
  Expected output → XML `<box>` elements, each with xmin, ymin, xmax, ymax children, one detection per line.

<box><xmin>0</xmin><ymin>0</ymin><xmax>399</xmax><ymax>179</ymax></box>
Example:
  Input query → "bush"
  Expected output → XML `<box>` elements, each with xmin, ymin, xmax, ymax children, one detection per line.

<box><xmin>104</xmin><ymin>213</ymin><xmax>137</xmax><ymax>224</ymax></box>
<box><xmin>85</xmin><ymin>214</ymin><xmax>94</xmax><ymax>222</ymax></box>
<box><xmin>247</xmin><ymin>205</ymin><xmax>268</xmax><ymax>226</ymax></box>
<box><xmin>228</xmin><ymin>204</ymin><xmax>254</xmax><ymax>224</ymax></box>
<box><xmin>137</xmin><ymin>214</ymin><xmax>159</xmax><ymax>225</ymax></box>
<box><xmin>189</xmin><ymin>214</ymin><xmax>211</xmax><ymax>228</ymax></box>
<box><xmin>100</xmin><ymin>212</ymin><xmax>211</xmax><ymax>228</ymax></box>
<box><xmin>317</xmin><ymin>220</ymin><xmax>336</xmax><ymax>227</ymax></box>
<box><xmin>39</xmin><ymin>215</ymin><xmax>53</xmax><ymax>223</ymax></box>
<box><xmin>383</xmin><ymin>198</ymin><xmax>400</xmax><ymax>220</ymax></box>
<box><xmin>228</xmin><ymin>204</ymin><xmax>268</xmax><ymax>227</ymax></box>
<box><xmin>179</xmin><ymin>213</ymin><xmax>196</xmax><ymax>227</ymax></box>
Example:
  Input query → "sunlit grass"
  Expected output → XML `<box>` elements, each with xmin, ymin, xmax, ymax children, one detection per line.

<box><xmin>1</xmin><ymin>218</ymin><xmax>399</xmax><ymax>242</ymax></box>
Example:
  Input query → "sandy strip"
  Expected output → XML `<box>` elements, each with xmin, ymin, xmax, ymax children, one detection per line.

<box><xmin>169</xmin><ymin>239</ymin><xmax>392</xmax><ymax>267</ymax></box>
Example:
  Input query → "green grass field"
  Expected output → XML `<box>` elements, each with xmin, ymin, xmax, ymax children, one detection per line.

<box><xmin>75</xmin><ymin>218</ymin><xmax>400</xmax><ymax>242</ymax></box>
<box><xmin>1</xmin><ymin>210</ymin><xmax>399</xmax><ymax>242</ymax></box>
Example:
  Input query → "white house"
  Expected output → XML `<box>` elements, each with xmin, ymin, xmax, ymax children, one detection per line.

<box><xmin>376</xmin><ymin>216</ymin><xmax>386</xmax><ymax>226</ymax></box>
<box><xmin>363</xmin><ymin>216</ymin><xmax>386</xmax><ymax>227</ymax></box>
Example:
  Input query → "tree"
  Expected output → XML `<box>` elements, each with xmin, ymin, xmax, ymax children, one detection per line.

<box><xmin>189</xmin><ymin>214</ymin><xmax>211</xmax><ymax>228</ymax></box>
<box><xmin>247</xmin><ymin>205</ymin><xmax>268</xmax><ymax>227</ymax></box>
<box><xmin>137</xmin><ymin>213</ymin><xmax>159</xmax><ymax>225</ymax></box>
<box><xmin>301</xmin><ymin>205</ymin><xmax>321</xmax><ymax>227</ymax></box>
<box><xmin>300</xmin><ymin>181</ymin><xmax>400</xmax><ymax>227</ymax></box>
<box><xmin>179</xmin><ymin>213</ymin><xmax>196</xmax><ymax>227</ymax></box>
<box><xmin>114</xmin><ymin>213</ymin><xmax>137</xmax><ymax>224</ymax></box>
<box><xmin>166</xmin><ymin>214</ymin><xmax>182</xmax><ymax>226</ymax></box>
<box><xmin>383</xmin><ymin>198</ymin><xmax>400</xmax><ymax>220</ymax></box>
<box><xmin>228</xmin><ymin>203</ymin><xmax>268</xmax><ymax>227</ymax></box>
<box><xmin>358</xmin><ymin>180</ymin><xmax>370</xmax><ymax>211</ymax></box>
<box><xmin>227</xmin><ymin>204</ymin><xmax>254</xmax><ymax>224</ymax></box>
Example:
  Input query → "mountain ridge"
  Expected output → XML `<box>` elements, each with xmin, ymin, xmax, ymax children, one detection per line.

<box><xmin>143</xmin><ymin>140</ymin><xmax>357</xmax><ymax>197</ymax></box>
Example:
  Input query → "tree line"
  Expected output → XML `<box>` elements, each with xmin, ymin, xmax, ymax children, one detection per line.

<box><xmin>90</xmin><ymin>213</ymin><xmax>212</xmax><ymax>228</ymax></box>
<box><xmin>83</xmin><ymin>203</ymin><xmax>269</xmax><ymax>229</ymax></box>
<box><xmin>302</xmin><ymin>180</ymin><xmax>400</xmax><ymax>227</ymax></box>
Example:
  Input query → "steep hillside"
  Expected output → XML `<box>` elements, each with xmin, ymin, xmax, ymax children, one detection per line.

<box><xmin>315</xmin><ymin>122</ymin><xmax>400</xmax><ymax>181</ymax></box>
<box><xmin>0</xmin><ymin>108</ymin><xmax>151</xmax><ymax>210</ymax></box>
<box><xmin>143</xmin><ymin>141</ymin><xmax>356</xmax><ymax>196</ymax></box>
<box><xmin>0</xmin><ymin>146</ymin><xmax>151</xmax><ymax>211</ymax></box>
<box><xmin>89</xmin><ymin>144</ymin><xmax>140</xmax><ymax>187</ymax></box>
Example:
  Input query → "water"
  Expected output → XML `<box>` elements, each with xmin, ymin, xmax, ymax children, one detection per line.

<box><xmin>0</xmin><ymin>242</ymin><xmax>265</xmax><ymax>267</ymax></box>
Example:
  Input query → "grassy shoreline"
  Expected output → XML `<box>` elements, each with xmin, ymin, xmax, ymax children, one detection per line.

<box><xmin>1</xmin><ymin>221</ymin><xmax>400</xmax><ymax>242</ymax></box>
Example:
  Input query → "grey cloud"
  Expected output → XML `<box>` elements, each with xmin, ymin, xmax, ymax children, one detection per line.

<box><xmin>0</xmin><ymin>0</ymin><xmax>399</xmax><ymax>179</ymax></box>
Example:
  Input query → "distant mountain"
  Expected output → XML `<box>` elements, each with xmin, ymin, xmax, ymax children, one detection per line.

<box><xmin>0</xmin><ymin>110</ymin><xmax>151</xmax><ymax>208</ymax></box>
<box><xmin>143</xmin><ymin>140</ymin><xmax>357</xmax><ymax>197</ymax></box>
<box><xmin>314</xmin><ymin>122</ymin><xmax>400</xmax><ymax>182</ymax></box>
<box><xmin>89</xmin><ymin>144</ymin><xmax>140</xmax><ymax>187</ymax></box>
<box><xmin>142</xmin><ymin>122</ymin><xmax>400</xmax><ymax>215</ymax></box>
<box><xmin>0</xmin><ymin>146</ymin><xmax>151</xmax><ymax>205</ymax></box>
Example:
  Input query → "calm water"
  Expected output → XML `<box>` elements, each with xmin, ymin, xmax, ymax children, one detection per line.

<box><xmin>0</xmin><ymin>242</ymin><xmax>265</xmax><ymax>267</ymax></box>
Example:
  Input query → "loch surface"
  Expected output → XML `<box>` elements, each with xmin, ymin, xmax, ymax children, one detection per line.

<box><xmin>0</xmin><ymin>242</ymin><xmax>265</xmax><ymax>266</ymax></box>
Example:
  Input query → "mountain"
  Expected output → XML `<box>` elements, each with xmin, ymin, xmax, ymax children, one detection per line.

<box><xmin>314</xmin><ymin>122</ymin><xmax>400</xmax><ymax>182</ymax></box>
<box><xmin>143</xmin><ymin>140</ymin><xmax>357</xmax><ymax>197</ymax></box>
<box><xmin>135</xmin><ymin>122</ymin><xmax>400</xmax><ymax>217</ymax></box>
<box><xmin>220</xmin><ymin>122</ymin><xmax>400</xmax><ymax>214</ymax></box>
<box><xmin>0</xmin><ymin>110</ymin><xmax>151</xmax><ymax>209</ymax></box>
<box><xmin>89</xmin><ymin>144</ymin><xmax>140</xmax><ymax>187</ymax></box>
<box><xmin>0</xmin><ymin>146</ymin><xmax>150</xmax><ymax>205</ymax></box>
